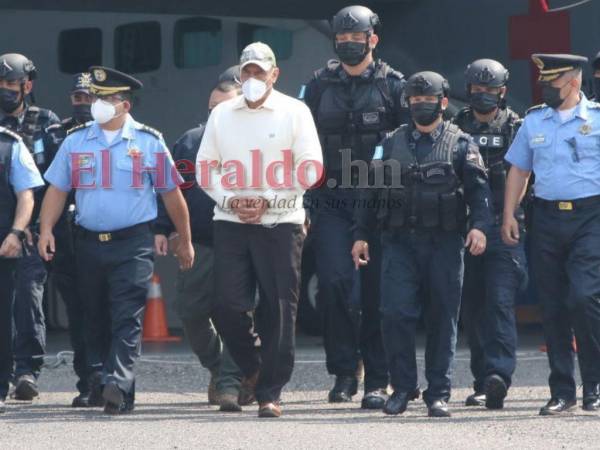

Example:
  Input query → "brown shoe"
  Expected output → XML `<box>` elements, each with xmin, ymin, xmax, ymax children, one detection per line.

<box><xmin>219</xmin><ymin>393</ymin><xmax>242</xmax><ymax>412</ymax></box>
<box><xmin>208</xmin><ymin>375</ymin><xmax>219</xmax><ymax>406</ymax></box>
<box><xmin>258</xmin><ymin>402</ymin><xmax>281</xmax><ymax>418</ymax></box>
<box><xmin>238</xmin><ymin>371</ymin><xmax>259</xmax><ymax>406</ymax></box>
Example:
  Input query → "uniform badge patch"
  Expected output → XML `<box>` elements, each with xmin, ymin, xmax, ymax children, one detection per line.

<box><xmin>127</xmin><ymin>147</ymin><xmax>142</xmax><ymax>158</ymax></box>
<box><xmin>426</xmin><ymin>167</ymin><xmax>445</xmax><ymax>178</ymax></box>
<box><xmin>466</xmin><ymin>150</ymin><xmax>485</xmax><ymax>168</ymax></box>
<box><xmin>579</xmin><ymin>123</ymin><xmax>592</xmax><ymax>135</ymax></box>
<box><xmin>78</xmin><ymin>155</ymin><xmax>92</xmax><ymax>166</ymax></box>
<box><xmin>362</xmin><ymin>112</ymin><xmax>380</xmax><ymax>125</ymax></box>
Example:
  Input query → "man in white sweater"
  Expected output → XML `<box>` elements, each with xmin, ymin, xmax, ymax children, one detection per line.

<box><xmin>196</xmin><ymin>42</ymin><xmax>323</xmax><ymax>418</ymax></box>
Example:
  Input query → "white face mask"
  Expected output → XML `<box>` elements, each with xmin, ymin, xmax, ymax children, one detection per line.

<box><xmin>242</xmin><ymin>77</ymin><xmax>268</xmax><ymax>102</ymax></box>
<box><xmin>91</xmin><ymin>99</ymin><xmax>122</xmax><ymax>124</ymax></box>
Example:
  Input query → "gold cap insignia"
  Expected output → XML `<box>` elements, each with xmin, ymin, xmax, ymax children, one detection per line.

<box><xmin>93</xmin><ymin>69</ymin><xmax>106</xmax><ymax>82</ymax></box>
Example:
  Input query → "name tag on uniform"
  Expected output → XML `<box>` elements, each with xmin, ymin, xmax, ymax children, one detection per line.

<box><xmin>362</xmin><ymin>112</ymin><xmax>380</xmax><ymax>125</ymax></box>
<box><xmin>471</xmin><ymin>134</ymin><xmax>504</xmax><ymax>148</ymax></box>
<box><xmin>531</xmin><ymin>134</ymin><xmax>546</xmax><ymax>145</ymax></box>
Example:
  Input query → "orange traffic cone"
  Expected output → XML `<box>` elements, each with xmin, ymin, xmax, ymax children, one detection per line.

<box><xmin>143</xmin><ymin>273</ymin><xmax>181</xmax><ymax>342</ymax></box>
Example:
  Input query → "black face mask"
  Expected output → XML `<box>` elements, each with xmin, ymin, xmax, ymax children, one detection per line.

<box><xmin>593</xmin><ymin>77</ymin><xmax>600</xmax><ymax>100</ymax></box>
<box><xmin>0</xmin><ymin>87</ymin><xmax>22</xmax><ymax>114</ymax></box>
<box><xmin>410</xmin><ymin>101</ymin><xmax>441</xmax><ymax>126</ymax></box>
<box><xmin>335</xmin><ymin>41</ymin><xmax>369</xmax><ymax>66</ymax></box>
<box><xmin>470</xmin><ymin>92</ymin><xmax>500</xmax><ymax>114</ymax></box>
<box><xmin>72</xmin><ymin>103</ymin><xmax>92</xmax><ymax>123</ymax></box>
<box><xmin>541</xmin><ymin>83</ymin><xmax>569</xmax><ymax>109</ymax></box>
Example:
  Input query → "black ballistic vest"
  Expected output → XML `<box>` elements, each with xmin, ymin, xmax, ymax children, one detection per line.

<box><xmin>0</xmin><ymin>127</ymin><xmax>19</xmax><ymax>242</ymax></box>
<box><xmin>377</xmin><ymin>123</ymin><xmax>466</xmax><ymax>231</ymax></box>
<box><xmin>313</xmin><ymin>61</ymin><xmax>398</xmax><ymax>178</ymax></box>
<box><xmin>453</xmin><ymin>107</ymin><xmax>519</xmax><ymax>214</ymax></box>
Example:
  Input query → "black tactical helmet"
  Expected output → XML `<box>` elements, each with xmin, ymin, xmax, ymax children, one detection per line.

<box><xmin>331</xmin><ymin>5</ymin><xmax>380</xmax><ymax>35</ymax></box>
<box><xmin>464</xmin><ymin>59</ymin><xmax>508</xmax><ymax>94</ymax></box>
<box><xmin>0</xmin><ymin>53</ymin><xmax>37</xmax><ymax>81</ymax></box>
<box><xmin>405</xmin><ymin>71</ymin><xmax>450</xmax><ymax>98</ymax></box>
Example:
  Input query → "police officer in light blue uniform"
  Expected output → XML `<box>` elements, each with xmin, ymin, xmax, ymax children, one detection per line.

<box><xmin>503</xmin><ymin>53</ymin><xmax>600</xmax><ymax>415</ymax></box>
<box><xmin>38</xmin><ymin>66</ymin><xmax>194</xmax><ymax>415</ymax></box>
<box><xmin>0</xmin><ymin>127</ymin><xmax>44</xmax><ymax>413</ymax></box>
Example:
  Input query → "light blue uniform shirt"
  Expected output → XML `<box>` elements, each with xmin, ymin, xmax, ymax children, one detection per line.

<box><xmin>505</xmin><ymin>94</ymin><xmax>600</xmax><ymax>200</ymax></box>
<box><xmin>8</xmin><ymin>134</ymin><xmax>44</xmax><ymax>192</ymax></box>
<box><xmin>44</xmin><ymin>115</ymin><xmax>181</xmax><ymax>231</ymax></box>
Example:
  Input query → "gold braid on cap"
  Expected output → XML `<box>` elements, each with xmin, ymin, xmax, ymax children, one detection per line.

<box><xmin>538</xmin><ymin>66</ymin><xmax>575</xmax><ymax>81</ymax></box>
<box><xmin>89</xmin><ymin>84</ymin><xmax>131</xmax><ymax>96</ymax></box>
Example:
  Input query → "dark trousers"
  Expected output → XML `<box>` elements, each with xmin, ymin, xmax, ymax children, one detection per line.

<box><xmin>531</xmin><ymin>202</ymin><xmax>600</xmax><ymax>400</ymax></box>
<box><xmin>213</xmin><ymin>221</ymin><xmax>304</xmax><ymax>403</ymax></box>
<box><xmin>0</xmin><ymin>258</ymin><xmax>16</xmax><ymax>400</ymax></box>
<box><xmin>312</xmin><ymin>192</ymin><xmax>388</xmax><ymax>392</ymax></box>
<box><xmin>174</xmin><ymin>242</ymin><xmax>242</xmax><ymax>395</ymax></box>
<box><xmin>76</xmin><ymin>230</ymin><xmax>154</xmax><ymax>400</ymax></box>
<box><xmin>13</xmin><ymin>242</ymin><xmax>47</xmax><ymax>380</ymax></box>
<box><xmin>53</xmin><ymin>223</ymin><xmax>92</xmax><ymax>394</ymax></box>
<box><xmin>462</xmin><ymin>224</ymin><xmax>527</xmax><ymax>391</ymax></box>
<box><xmin>380</xmin><ymin>229</ymin><xmax>464</xmax><ymax>404</ymax></box>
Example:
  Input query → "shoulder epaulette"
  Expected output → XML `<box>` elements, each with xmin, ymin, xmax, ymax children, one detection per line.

<box><xmin>587</xmin><ymin>100</ymin><xmax>600</xmax><ymax>109</ymax></box>
<box><xmin>137</xmin><ymin>124</ymin><xmax>163</xmax><ymax>139</ymax></box>
<box><xmin>0</xmin><ymin>126</ymin><xmax>22</xmax><ymax>141</ymax></box>
<box><xmin>525</xmin><ymin>104</ymin><xmax>546</xmax><ymax>115</ymax></box>
<box><xmin>67</xmin><ymin>122</ymin><xmax>90</xmax><ymax>135</ymax></box>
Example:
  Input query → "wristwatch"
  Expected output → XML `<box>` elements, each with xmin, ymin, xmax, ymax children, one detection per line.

<box><xmin>9</xmin><ymin>228</ymin><xmax>25</xmax><ymax>240</ymax></box>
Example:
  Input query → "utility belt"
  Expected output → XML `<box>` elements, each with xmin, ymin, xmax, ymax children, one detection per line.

<box><xmin>75</xmin><ymin>221</ymin><xmax>151</xmax><ymax>242</ymax></box>
<box><xmin>533</xmin><ymin>195</ymin><xmax>600</xmax><ymax>212</ymax></box>
<box><xmin>378</xmin><ymin>188</ymin><xmax>465</xmax><ymax>232</ymax></box>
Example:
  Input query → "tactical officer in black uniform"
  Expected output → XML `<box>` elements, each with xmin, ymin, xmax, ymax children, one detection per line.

<box><xmin>45</xmin><ymin>73</ymin><xmax>109</xmax><ymax>407</ymax></box>
<box><xmin>453</xmin><ymin>59</ymin><xmax>527</xmax><ymax>409</ymax></box>
<box><xmin>0</xmin><ymin>53</ymin><xmax>60</xmax><ymax>400</ymax></box>
<box><xmin>0</xmin><ymin>127</ymin><xmax>44</xmax><ymax>413</ymax></box>
<box><xmin>352</xmin><ymin>71</ymin><xmax>492</xmax><ymax>417</ymax></box>
<box><xmin>303</xmin><ymin>4</ymin><xmax>408</xmax><ymax>409</ymax></box>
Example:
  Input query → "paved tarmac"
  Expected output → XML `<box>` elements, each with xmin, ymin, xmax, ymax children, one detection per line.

<box><xmin>1</xmin><ymin>329</ymin><xmax>598</xmax><ymax>450</ymax></box>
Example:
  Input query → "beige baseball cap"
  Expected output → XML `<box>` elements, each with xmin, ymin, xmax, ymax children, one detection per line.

<box><xmin>239</xmin><ymin>42</ymin><xmax>277</xmax><ymax>72</ymax></box>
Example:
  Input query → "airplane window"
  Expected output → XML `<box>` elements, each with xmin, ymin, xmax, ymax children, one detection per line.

<box><xmin>237</xmin><ymin>24</ymin><xmax>293</xmax><ymax>61</ymax></box>
<box><xmin>174</xmin><ymin>17</ymin><xmax>222</xmax><ymax>69</ymax></box>
<box><xmin>115</xmin><ymin>21</ymin><xmax>161</xmax><ymax>73</ymax></box>
<box><xmin>58</xmin><ymin>28</ymin><xmax>102</xmax><ymax>74</ymax></box>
